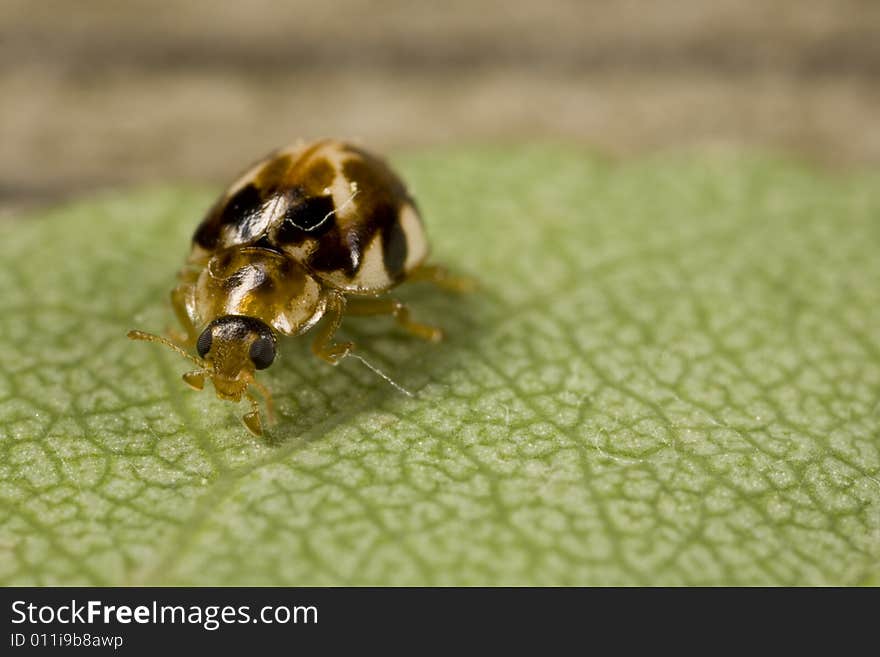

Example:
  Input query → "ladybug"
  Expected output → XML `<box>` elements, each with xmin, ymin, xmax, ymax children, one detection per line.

<box><xmin>129</xmin><ymin>139</ymin><xmax>468</xmax><ymax>435</ymax></box>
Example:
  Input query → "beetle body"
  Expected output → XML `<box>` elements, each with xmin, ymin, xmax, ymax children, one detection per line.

<box><xmin>129</xmin><ymin>139</ymin><xmax>466</xmax><ymax>435</ymax></box>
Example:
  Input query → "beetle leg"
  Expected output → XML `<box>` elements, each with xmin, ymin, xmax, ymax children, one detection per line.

<box><xmin>346</xmin><ymin>297</ymin><xmax>444</xmax><ymax>342</ymax></box>
<box><xmin>182</xmin><ymin>370</ymin><xmax>207</xmax><ymax>390</ymax></box>
<box><xmin>170</xmin><ymin>282</ymin><xmax>198</xmax><ymax>347</ymax></box>
<box><xmin>406</xmin><ymin>263</ymin><xmax>476</xmax><ymax>293</ymax></box>
<box><xmin>242</xmin><ymin>391</ymin><xmax>264</xmax><ymax>436</ymax></box>
<box><xmin>311</xmin><ymin>295</ymin><xmax>354</xmax><ymax>364</ymax></box>
<box><xmin>248</xmin><ymin>376</ymin><xmax>276</xmax><ymax>425</ymax></box>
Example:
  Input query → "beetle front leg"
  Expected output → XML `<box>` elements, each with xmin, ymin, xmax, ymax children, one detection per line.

<box><xmin>170</xmin><ymin>281</ymin><xmax>199</xmax><ymax>348</ymax></box>
<box><xmin>242</xmin><ymin>391</ymin><xmax>264</xmax><ymax>436</ymax></box>
<box><xmin>248</xmin><ymin>376</ymin><xmax>276</xmax><ymax>425</ymax></box>
<box><xmin>311</xmin><ymin>294</ymin><xmax>354</xmax><ymax>364</ymax></box>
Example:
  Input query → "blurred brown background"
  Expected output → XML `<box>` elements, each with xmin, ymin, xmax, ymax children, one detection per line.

<box><xmin>2</xmin><ymin>0</ymin><xmax>879</xmax><ymax>216</ymax></box>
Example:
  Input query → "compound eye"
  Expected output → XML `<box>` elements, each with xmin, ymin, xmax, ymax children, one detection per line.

<box><xmin>249</xmin><ymin>336</ymin><xmax>276</xmax><ymax>370</ymax></box>
<box><xmin>196</xmin><ymin>328</ymin><xmax>213</xmax><ymax>358</ymax></box>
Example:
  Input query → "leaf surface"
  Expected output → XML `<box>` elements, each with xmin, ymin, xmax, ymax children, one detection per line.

<box><xmin>1</xmin><ymin>147</ymin><xmax>879</xmax><ymax>585</ymax></box>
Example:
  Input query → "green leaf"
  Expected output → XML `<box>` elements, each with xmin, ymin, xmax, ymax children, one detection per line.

<box><xmin>1</xmin><ymin>146</ymin><xmax>879</xmax><ymax>585</ymax></box>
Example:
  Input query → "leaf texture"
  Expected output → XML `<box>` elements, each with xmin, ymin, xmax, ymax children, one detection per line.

<box><xmin>1</xmin><ymin>147</ymin><xmax>879</xmax><ymax>585</ymax></box>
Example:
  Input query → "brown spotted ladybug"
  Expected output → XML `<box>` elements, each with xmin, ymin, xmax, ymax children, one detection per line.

<box><xmin>129</xmin><ymin>139</ymin><xmax>469</xmax><ymax>435</ymax></box>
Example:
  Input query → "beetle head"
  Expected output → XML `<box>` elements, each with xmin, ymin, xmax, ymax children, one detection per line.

<box><xmin>191</xmin><ymin>315</ymin><xmax>276</xmax><ymax>400</ymax></box>
<box><xmin>129</xmin><ymin>314</ymin><xmax>277</xmax><ymax>435</ymax></box>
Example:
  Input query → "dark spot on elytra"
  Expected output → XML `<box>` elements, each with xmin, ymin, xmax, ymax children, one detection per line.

<box><xmin>382</xmin><ymin>213</ymin><xmax>408</xmax><ymax>277</ymax></box>
<box><xmin>222</xmin><ymin>184</ymin><xmax>263</xmax><ymax>227</ymax></box>
<box><xmin>284</xmin><ymin>195</ymin><xmax>336</xmax><ymax>232</ymax></box>
<box><xmin>304</xmin><ymin>153</ymin><xmax>412</xmax><ymax>279</ymax></box>
<box><xmin>307</xmin><ymin>230</ymin><xmax>360</xmax><ymax>277</ymax></box>
<box><xmin>193</xmin><ymin>183</ymin><xmax>264</xmax><ymax>248</ymax></box>
<box><xmin>193</xmin><ymin>200</ymin><xmax>225</xmax><ymax>249</ymax></box>
<box><xmin>309</xmin><ymin>154</ymin><xmax>410</xmax><ymax>278</ymax></box>
<box><xmin>275</xmin><ymin>221</ymin><xmax>305</xmax><ymax>245</ymax></box>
